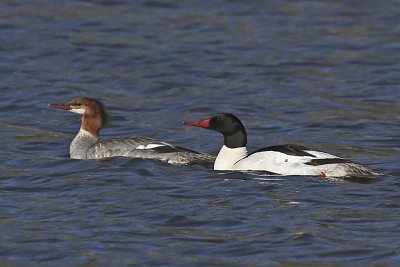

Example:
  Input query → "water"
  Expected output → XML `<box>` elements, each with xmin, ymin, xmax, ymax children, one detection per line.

<box><xmin>1</xmin><ymin>0</ymin><xmax>399</xmax><ymax>266</ymax></box>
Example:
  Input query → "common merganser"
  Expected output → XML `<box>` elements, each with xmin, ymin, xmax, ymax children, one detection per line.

<box><xmin>49</xmin><ymin>97</ymin><xmax>215</xmax><ymax>165</ymax></box>
<box><xmin>184</xmin><ymin>113</ymin><xmax>379</xmax><ymax>177</ymax></box>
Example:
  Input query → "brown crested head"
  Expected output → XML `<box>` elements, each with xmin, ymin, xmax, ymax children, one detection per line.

<box><xmin>49</xmin><ymin>97</ymin><xmax>108</xmax><ymax>136</ymax></box>
<box><xmin>67</xmin><ymin>97</ymin><xmax>108</xmax><ymax>128</ymax></box>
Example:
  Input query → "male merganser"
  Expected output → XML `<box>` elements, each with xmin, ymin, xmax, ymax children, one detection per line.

<box><xmin>49</xmin><ymin>97</ymin><xmax>215</xmax><ymax>165</ymax></box>
<box><xmin>184</xmin><ymin>113</ymin><xmax>379</xmax><ymax>177</ymax></box>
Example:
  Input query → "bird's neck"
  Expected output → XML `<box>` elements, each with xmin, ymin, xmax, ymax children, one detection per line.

<box><xmin>223</xmin><ymin>129</ymin><xmax>247</xmax><ymax>148</ymax></box>
<box><xmin>81</xmin><ymin>113</ymin><xmax>102</xmax><ymax>137</ymax></box>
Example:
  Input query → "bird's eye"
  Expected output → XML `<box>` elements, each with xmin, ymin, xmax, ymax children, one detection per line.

<box><xmin>210</xmin><ymin>116</ymin><xmax>220</xmax><ymax>126</ymax></box>
<box><xmin>75</xmin><ymin>102</ymin><xmax>81</xmax><ymax>106</ymax></box>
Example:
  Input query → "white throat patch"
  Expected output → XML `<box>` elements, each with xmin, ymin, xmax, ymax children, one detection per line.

<box><xmin>70</xmin><ymin>108</ymin><xmax>85</xmax><ymax>114</ymax></box>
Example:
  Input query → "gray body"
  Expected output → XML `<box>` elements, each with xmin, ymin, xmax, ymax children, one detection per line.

<box><xmin>70</xmin><ymin>129</ymin><xmax>215</xmax><ymax>165</ymax></box>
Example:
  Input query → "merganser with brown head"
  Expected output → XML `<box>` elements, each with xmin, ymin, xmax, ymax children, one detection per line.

<box><xmin>184</xmin><ymin>113</ymin><xmax>379</xmax><ymax>177</ymax></box>
<box><xmin>49</xmin><ymin>97</ymin><xmax>215</xmax><ymax>165</ymax></box>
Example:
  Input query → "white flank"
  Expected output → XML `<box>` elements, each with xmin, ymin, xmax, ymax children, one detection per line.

<box><xmin>234</xmin><ymin>150</ymin><xmax>318</xmax><ymax>175</ymax></box>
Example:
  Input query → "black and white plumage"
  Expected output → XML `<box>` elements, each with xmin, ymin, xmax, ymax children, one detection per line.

<box><xmin>184</xmin><ymin>113</ymin><xmax>379</xmax><ymax>177</ymax></box>
<box><xmin>49</xmin><ymin>97</ymin><xmax>215</xmax><ymax>165</ymax></box>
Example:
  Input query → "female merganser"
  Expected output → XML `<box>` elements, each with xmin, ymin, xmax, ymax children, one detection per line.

<box><xmin>184</xmin><ymin>113</ymin><xmax>379</xmax><ymax>177</ymax></box>
<box><xmin>49</xmin><ymin>97</ymin><xmax>215</xmax><ymax>165</ymax></box>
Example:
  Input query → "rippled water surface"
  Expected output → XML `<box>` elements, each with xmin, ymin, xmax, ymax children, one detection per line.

<box><xmin>1</xmin><ymin>0</ymin><xmax>400</xmax><ymax>266</ymax></box>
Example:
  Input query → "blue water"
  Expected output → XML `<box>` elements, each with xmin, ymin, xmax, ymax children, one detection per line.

<box><xmin>1</xmin><ymin>1</ymin><xmax>399</xmax><ymax>266</ymax></box>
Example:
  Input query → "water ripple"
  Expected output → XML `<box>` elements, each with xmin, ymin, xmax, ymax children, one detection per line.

<box><xmin>0</xmin><ymin>0</ymin><xmax>399</xmax><ymax>266</ymax></box>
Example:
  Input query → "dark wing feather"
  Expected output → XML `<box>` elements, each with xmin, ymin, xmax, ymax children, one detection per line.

<box><xmin>305</xmin><ymin>158</ymin><xmax>353</xmax><ymax>166</ymax></box>
<box><xmin>151</xmin><ymin>145</ymin><xmax>201</xmax><ymax>154</ymax></box>
<box><xmin>248</xmin><ymin>144</ymin><xmax>316</xmax><ymax>157</ymax></box>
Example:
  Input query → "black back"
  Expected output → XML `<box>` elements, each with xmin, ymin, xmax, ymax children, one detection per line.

<box><xmin>152</xmin><ymin>145</ymin><xmax>200</xmax><ymax>154</ymax></box>
<box><xmin>247</xmin><ymin>144</ymin><xmax>316</xmax><ymax>157</ymax></box>
<box><xmin>305</xmin><ymin>158</ymin><xmax>353</xmax><ymax>166</ymax></box>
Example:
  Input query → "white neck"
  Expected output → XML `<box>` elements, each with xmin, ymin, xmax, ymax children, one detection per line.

<box><xmin>214</xmin><ymin>145</ymin><xmax>247</xmax><ymax>170</ymax></box>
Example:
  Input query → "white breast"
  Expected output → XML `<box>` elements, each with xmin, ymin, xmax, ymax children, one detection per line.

<box><xmin>70</xmin><ymin>128</ymin><xmax>98</xmax><ymax>159</ymax></box>
<box><xmin>214</xmin><ymin>146</ymin><xmax>248</xmax><ymax>170</ymax></box>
